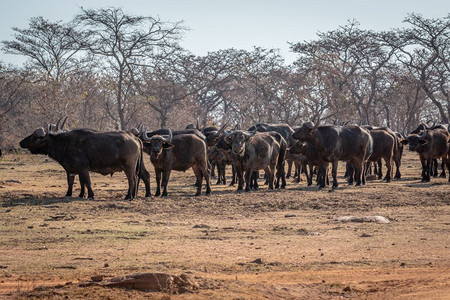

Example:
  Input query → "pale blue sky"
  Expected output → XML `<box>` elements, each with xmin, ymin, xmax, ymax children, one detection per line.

<box><xmin>1</xmin><ymin>0</ymin><xmax>448</xmax><ymax>65</ymax></box>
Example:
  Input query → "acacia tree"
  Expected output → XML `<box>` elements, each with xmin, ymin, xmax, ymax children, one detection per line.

<box><xmin>73</xmin><ymin>7</ymin><xmax>185</xmax><ymax>130</ymax></box>
<box><xmin>394</xmin><ymin>13</ymin><xmax>450</xmax><ymax>124</ymax></box>
<box><xmin>291</xmin><ymin>21</ymin><xmax>362</xmax><ymax>124</ymax></box>
<box><xmin>2</xmin><ymin>17</ymin><xmax>82</xmax><ymax>82</ymax></box>
<box><xmin>188</xmin><ymin>49</ymin><xmax>238</xmax><ymax>126</ymax></box>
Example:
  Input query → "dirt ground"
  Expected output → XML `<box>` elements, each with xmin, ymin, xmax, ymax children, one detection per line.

<box><xmin>0</xmin><ymin>151</ymin><xmax>449</xmax><ymax>299</ymax></box>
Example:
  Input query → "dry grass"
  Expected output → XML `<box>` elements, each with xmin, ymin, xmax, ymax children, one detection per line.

<box><xmin>0</xmin><ymin>151</ymin><xmax>449</xmax><ymax>299</ymax></box>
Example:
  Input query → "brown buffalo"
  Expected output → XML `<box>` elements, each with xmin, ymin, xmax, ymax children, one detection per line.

<box><xmin>142</xmin><ymin>129</ymin><xmax>211</xmax><ymax>196</ymax></box>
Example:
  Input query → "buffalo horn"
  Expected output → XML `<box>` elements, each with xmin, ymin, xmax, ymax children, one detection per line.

<box><xmin>418</xmin><ymin>127</ymin><xmax>427</xmax><ymax>139</ymax></box>
<box><xmin>142</xmin><ymin>129</ymin><xmax>151</xmax><ymax>141</ymax></box>
<box><xmin>402</xmin><ymin>128</ymin><xmax>408</xmax><ymax>138</ymax></box>
<box><xmin>244</xmin><ymin>129</ymin><xmax>257</xmax><ymax>137</ymax></box>
<box><xmin>162</xmin><ymin>129</ymin><xmax>173</xmax><ymax>143</ymax></box>
<box><xmin>217</xmin><ymin>122</ymin><xmax>228</xmax><ymax>136</ymax></box>
<box><xmin>55</xmin><ymin>117</ymin><xmax>63</xmax><ymax>131</ymax></box>
<box><xmin>60</xmin><ymin>116</ymin><xmax>68</xmax><ymax>131</ymax></box>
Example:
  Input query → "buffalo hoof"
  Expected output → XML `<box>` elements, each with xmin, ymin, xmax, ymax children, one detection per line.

<box><xmin>440</xmin><ymin>173</ymin><xmax>446</xmax><ymax>178</ymax></box>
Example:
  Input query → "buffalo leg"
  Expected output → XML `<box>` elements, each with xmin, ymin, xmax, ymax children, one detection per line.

<box><xmin>276</xmin><ymin>161</ymin><xmax>287</xmax><ymax>188</ymax></box>
<box><xmin>155</xmin><ymin>169</ymin><xmax>162</xmax><ymax>196</ymax></box>
<box><xmin>192</xmin><ymin>165</ymin><xmax>203</xmax><ymax>196</ymax></box>
<box><xmin>307</xmin><ymin>163</ymin><xmax>314</xmax><ymax>186</ymax></box>
<box><xmin>79</xmin><ymin>177</ymin><xmax>86</xmax><ymax>198</ymax></box>
<box><xmin>377</xmin><ymin>160</ymin><xmax>383</xmax><ymax>179</ymax></box>
<box><xmin>394</xmin><ymin>156</ymin><xmax>402</xmax><ymax>179</ymax></box>
<box><xmin>229</xmin><ymin>164</ymin><xmax>236</xmax><ymax>186</ymax></box>
<box><xmin>219</xmin><ymin>163</ymin><xmax>226</xmax><ymax>185</ymax></box>
<box><xmin>79</xmin><ymin>170</ymin><xmax>94</xmax><ymax>199</ymax></box>
<box><xmin>161</xmin><ymin>170</ymin><xmax>171</xmax><ymax>197</ymax></box>
<box><xmin>244</xmin><ymin>168</ymin><xmax>253</xmax><ymax>192</ymax></box>
<box><xmin>420</xmin><ymin>157</ymin><xmax>429</xmax><ymax>182</ymax></box>
<box><xmin>199</xmin><ymin>162</ymin><xmax>211</xmax><ymax>195</ymax></box>
<box><xmin>210</xmin><ymin>162</ymin><xmax>216</xmax><ymax>178</ymax></box>
<box><xmin>347</xmin><ymin>164</ymin><xmax>354</xmax><ymax>185</ymax></box>
<box><xmin>318</xmin><ymin>162</ymin><xmax>328</xmax><ymax>189</ymax></box>
<box><xmin>432</xmin><ymin>159</ymin><xmax>438</xmax><ymax>177</ymax></box>
<box><xmin>235</xmin><ymin>164</ymin><xmax>244</xmax><ymax>192</ymax></box>
<box><xmin>331</xmin><ymin>161</ymin><xmax>339</xmax><ymax>189</ymax></box>
<box><xmin>439</xmin><ymin>159</ymin><xmax>446</xmax><ymax>178</ymax></box>
<box><xmin>286</xmin><ymin>159</ymin><xmax>293</xmax><ymax>178</ymax></box>
<box><xmin>65</xmin><ymin>172</ymin><xmax>75</xmax><ymax>197</ymax></box>
<box><xmin>139</xmin><ymin>165</ymin><xmax>151</xmax><ymax>197</ymax></box>
<box><xmin>124</xmin><ymin>165</ymin><xmax>138</xmax><ymax>200</ymax></box>
<box><xmin>445</xmin><ymin>155</ymin><xmax>450</xmax><ymax>182</ymax></box>
<box><xmin>354</xmin><ymin>161</ymin><xmax>363</xmax><ymax>186</ymax></box>
<box><xmin>384</xmin><ymin>156</ymin><xmax>392</xmax><ymax>183</ymax></box>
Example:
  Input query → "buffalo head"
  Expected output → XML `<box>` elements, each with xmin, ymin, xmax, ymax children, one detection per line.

<box><xmin>401</xmin><ymin>128</ymin><xmax>428</xmax><ymax>151</ymax></box>
<box><xmin>19</xmin><ymin>127</ymin><xmax>49</xmax><ymax>154</ymax></box>
<box><xmin>292</xmin><ymin>121</ymin><xmax>318</xmax><ymax>141</ymax></box>
<box><xmin>19</xmin><ymin>118</ymin><xmax>67</xmax><ymax>154</ymax></box>
<box><xmin>224</xmin><ymin>130</ymin><xmax>256</xmax><ymax>157</ymax></box>
<box><xmin>142</xmin><ymin>129</ymin><xmax>174</xmax><ymax>157</ymax></box>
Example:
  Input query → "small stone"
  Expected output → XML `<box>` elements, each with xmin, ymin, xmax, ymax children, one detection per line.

<box><xmin>360</xmin><ymin>233</ymin><xmax>372</xmax><ymax>238</ymax></box>
<box><xmin>91</xmin><ymin>275</ymin><xmax>104</xmax><ymax>282</ymax></box>
<box><xmin>250</xmin><ymin>258</ymin><xmax>264</xmax><ymax>264</ymax></box>
<box><xmin>400</xmin><ymin>262</ymin><xmax>406</xmax><ymax>267</ymax></box>
<box><xmin>343</xmin><ymin>285</ymin><xmax>352</xmax><ymax>292</ymax></box>
<box><xmin>285</xmin><ymin>214</ymin><xmax>297</xmax><ymax>218</ymax></box>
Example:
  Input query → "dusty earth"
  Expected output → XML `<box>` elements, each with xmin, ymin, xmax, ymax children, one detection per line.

<box><xmin>0</xmin><ymin>151</ymin><xmax>449</xmax><ymax>299</ymax></box>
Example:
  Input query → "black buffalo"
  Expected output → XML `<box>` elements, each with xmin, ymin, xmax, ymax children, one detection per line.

<box><xmin>400</xmin><ymin>127</ymin><xmax>450</xmax><ymax>182</ymax></box>
<box><xmin>20</xmin><ymin>126</ymin><xmax>150</xmax><ymax>200</ymax></box>
<box><xmin>293</xmin><ymin>122</ymin><xmax>373</xmax><ymax>189</ymax></box>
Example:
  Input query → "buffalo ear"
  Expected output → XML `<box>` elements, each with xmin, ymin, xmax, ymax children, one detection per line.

<box><xmin>400</xmin><ymin>139</ymin><xmax>409</xmax><ymax>145</ymax></box>
<box><xmin>163</xmin><ymin>142</ymin><xmax>174</xmax><ymax>149</ymax></box>
<box><xmin>419</xmin><ymin>139</ymin><xmax>428</xmax><ymax>146</ymax></box>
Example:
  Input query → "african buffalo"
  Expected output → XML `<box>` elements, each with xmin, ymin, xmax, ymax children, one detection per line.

<box><xmin>292</xmin><ymin>122</ymin><xmax>373</xmax><ymax>189</ymax></box>
<box><xmin>400</xmin><ymin>127</ymin><xmax>450</xmax><ymax>182</ymax></box>
<box><xmin>366</xmin><ymin>129</ymin><xmax>395</xmax><ymax>182</ymax></box>
<box><xmin>248</xmin><ymin>123</ymin><xmax>296</xmax><ymax>177</ymax></box>
<box><xmin>223</xmin><ymin>130</ymin><xmax>284</xmax><ymax>192</ymax></box>
<box><xmin>19</xmin><ymin>126</ymin><xmax>150</xmax><ymax>200</ymax></box>
<box><xmin>142</xmin><ymin>129</ymin><xmax>211</xmax><ymax>196</ymax></box>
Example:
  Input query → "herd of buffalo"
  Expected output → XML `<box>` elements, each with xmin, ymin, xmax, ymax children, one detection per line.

<box><xmin>18</xmin><ymin>118</ymin><xmax>450</xmax><ymax>200</ymax></box>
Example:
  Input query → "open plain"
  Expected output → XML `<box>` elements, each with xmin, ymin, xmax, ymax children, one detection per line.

<box><xmin>0</xmin><ymin>151</ymin><xmax>449</xmax><ymax>299</ymax></box>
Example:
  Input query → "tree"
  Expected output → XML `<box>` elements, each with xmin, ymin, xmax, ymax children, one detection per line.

<box><xmin>73</xmin><ymin>7</ymin><xmax>185</xmax><ymax>129</ymax></box>
<box><xmin>394</xmin><ymin>13</ymin><xmax>450</xmax><ymax>123</ymax></box>
<box><xmin>2</xmin><ymin>17</ymin><xmax>81</xmax><ymax>82</ymax></box>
